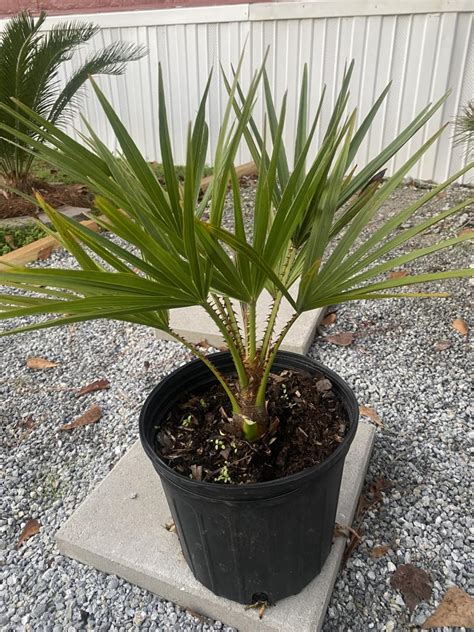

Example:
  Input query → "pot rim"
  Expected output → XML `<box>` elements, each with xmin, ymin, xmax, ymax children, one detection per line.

<box><xmin>139</xmin><ymin>350</ymin><xmax>359</xmax><ymax>495</ymax></box>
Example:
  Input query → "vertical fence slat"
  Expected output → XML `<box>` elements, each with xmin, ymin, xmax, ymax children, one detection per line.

<box><xmin>5</xmin><ymin>6</ymin><xmax>471</xmax><ymax>181</ymax></box>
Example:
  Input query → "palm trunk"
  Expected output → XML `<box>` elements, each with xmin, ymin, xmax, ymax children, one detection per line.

<box><xmin>6</xmin><ymin>171</ymin><xmax>32</xmax><ymax>194</ymax></box>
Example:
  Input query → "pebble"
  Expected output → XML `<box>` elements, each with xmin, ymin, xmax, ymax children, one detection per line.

<box><xmin>311</xmin><ymin>183</ymin><xmax>472</xmax><ymax>631</ymax></box>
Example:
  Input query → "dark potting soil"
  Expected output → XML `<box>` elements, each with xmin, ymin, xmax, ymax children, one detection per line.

<box><xmin>155</xmin><ymin>368</ymin><xmax>349</xmax><ymax>484</ymax></box>
<box><xmin>0</xmin><ymin>181</ymin><xmax>92</xmax><ymax>219</ymax></box>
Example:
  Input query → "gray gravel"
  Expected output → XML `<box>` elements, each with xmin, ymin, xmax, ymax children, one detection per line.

<box><xmin>1</xmin><ymin>181</ymin><xmax>472</xmax><ymax>631</ymax></box>
<box><xmin>312</xmin><ymin>183</ymin><xmax>473</xmax><ymax>631</ymax></box>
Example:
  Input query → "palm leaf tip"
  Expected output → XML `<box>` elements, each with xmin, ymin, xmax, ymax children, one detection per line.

<box><xmin>86</xmin><ymin>41</ymin><xmax>148</xmax><ymax>77</ymax></box>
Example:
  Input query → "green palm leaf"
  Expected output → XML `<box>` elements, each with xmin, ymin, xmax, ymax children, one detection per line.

<box><xmin>0</xmin><ymin>10</ymin><xmax>145</xmax><ymax>190</ymax></box>
<box><xmin>0</xmin><ymin>52</ymin><xmax>472</xmax><ymax>440</ymax></box>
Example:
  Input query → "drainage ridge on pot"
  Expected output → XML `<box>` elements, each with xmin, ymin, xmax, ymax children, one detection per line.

<box><xmin>139</xmin><ymin>351</ymin><xmax>359</xmax><ymax>604</ymax></box>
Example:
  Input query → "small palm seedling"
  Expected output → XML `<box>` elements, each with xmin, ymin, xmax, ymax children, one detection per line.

<box><xmin>0</xmin><ymin>56</ymin><xmax>472</xmax><ymax>442</ymax></box>
<box><xmin>0</xmin><ymin>10</ymin><xmax>146</xmax><ymax>192</ymax></box>
<box><xmin>454</xmin><ymin>100</ymin><xmax>474</xmax><ymax>158</ymax></box>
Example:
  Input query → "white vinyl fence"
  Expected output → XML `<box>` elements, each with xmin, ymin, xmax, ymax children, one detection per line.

<box><xmin>1</xmin><ymin>1</ymin><xmax>473</xmax><ymax>182</ymax></box>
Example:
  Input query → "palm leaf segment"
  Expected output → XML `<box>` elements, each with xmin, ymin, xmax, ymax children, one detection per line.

<box><xmin>0</xmin><ymin>54</ymin><xmax>472</xmax><ymax>421</ymax></box>
<box><xmin>0</xmin><ymin>10</ymin><xmax>145</xmax><ymax>185</ymax></box>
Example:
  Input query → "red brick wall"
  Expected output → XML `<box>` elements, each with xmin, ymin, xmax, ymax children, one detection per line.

<box><xmin>1</xmin><ymin>0</ymin><xmax>268</xmax><ymax>18</ymax></box>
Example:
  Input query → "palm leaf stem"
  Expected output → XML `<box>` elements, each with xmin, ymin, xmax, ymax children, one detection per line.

<box><xmin>255</xmin><ymin>312</ymin><xmax>300</xmax><ymax>407</ymax></box>
<box><xmin>202</xmin><ymin>301</ymin><xmax>248</xmax><ymax>388</ymax></box>
<box><xmin>247</xmin><ymin>302</ymin><xmax>257</xmax><ymax>361</ymax></box>
<box><xmin>259</xmin><ymin>245</ymin><xmax>297</xmax><ymax>363</ymax></box>
<box><xmin>211</xmin><ymin>293</ymin><xmax>245</xmax><ymax>355</ymax></box>
<box><xmin>168</xmin><ymin>329</ymin><xmax>241</xmax><ymax>413</ymax></box>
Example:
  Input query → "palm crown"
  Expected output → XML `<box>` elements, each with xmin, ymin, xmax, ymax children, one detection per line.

<box><xmin>0</xmin><ymin>54</ymin><xmax>472</xmax><ymax>441</ymax></box>
<box><xmin>0</xmin><ymin>10</ymin><xmax>145</xmax><ymax>190</ymax></box>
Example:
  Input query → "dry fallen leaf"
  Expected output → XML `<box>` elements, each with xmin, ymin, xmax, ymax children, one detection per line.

<box><xmin>370</xmin><ymin>544</ymin><xmax>391</xmax><ymax>559</ymax></box>
<box><xmin>434</xmin><ymin>340</ymin><xmax>452</xmax><ymax>351</ymax></box>
<box><xmin>321</xmin><ymin>312</ymin><xmax>337</xmax><ymax>326</ymax></box>
<box><xmin>342</xmin><ymin>528</ymin><xmax>364</xmax><ymax>565</ymax></box>
<box><xmin>359</xmin><ymin>405</ymin><xmax>384</xmax><ymax>427</ymax></box>
<box><xmin>334</xmin><ymin>522</ymin><xmax>362</xmax><ymax>540</ymax></box>
<box><xmin>26</xmin><ymin>356</ymin><xmax>59</xmax><ymax>370</ymax></box>
<box><xmin>422</xmin><ymin>586</ymin><xmax>474</xmax><ymax>629</ymax></box>
<box><xmin>59</xmin><ymin>405</ymin><xmax>102</xmax><ymax>431</ymax></box>
<box><xmin>391</xmin><ymin>564</ymin><xmax>432</xmax><ymax>611</ymax></box>
<box><xmin>323</xmin><ymin>332</ymin><xmax>355</xmax><ymax>346</ymax></box>
<box><xmin>452</xmin><ymin>318</ymin><xmax>468</xmax><ymax>336</ymax></box>
<box><xmin>16</xmin><ymin>519</ymin><xmax>40</xmax><ymax>549</ymax></box>
<box><xmin>164</xmin><ymin>520</ymin><xmax>176</xmax><ymax>532</ymax></box>
<box><xmin>18</xmin><ymin>415</ymin><xmax>35</xmax><ymax>430</ymax></box>
<box><xmin>5</xmin><ymin>234</ymin><xmax>17</xmax><ymax>249</ymax></box>
<box><xmin>75</xmin><ymin>379</ymin><xmax>110</xmax><ymax>398</ymax></box>
<box><xmin>197</xmin><ymin>338</ymin><xmax>212</xmax><ymax>350</ymax></box>
<box><xmin>37</xmin><ymin>245</ymin><xmax>53</xmax><ymax>261</ymax></box>
<box><xmin>359</xmin><ymin>477</ymin><xmax>393</xmax><ymax>514</ymax></box>
<box><xmin>388</xmin><ymin>269</ymin><xmax>408</xmax><ymax>279</ymax></box>
<box><xmin>190</xmin><ymin>464</ymin><xmax>203</xmax><ymax>481</ymax></box>
<box><xmin>457</xmin><ymin>227</ymin><xmax>474</xmax><ymax>238</ymax></box>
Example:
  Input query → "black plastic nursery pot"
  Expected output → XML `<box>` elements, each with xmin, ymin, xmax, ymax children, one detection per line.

<box><xmin>139</xmin><ymin>351</ymin><xmax>359</xmax><ymax>604</ymax></box>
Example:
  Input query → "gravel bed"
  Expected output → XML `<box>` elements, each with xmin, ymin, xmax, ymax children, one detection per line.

<box><xmin>0</xmin><ymin>181</ymin><xmax>472</xmax><ymax>631</ymax></box>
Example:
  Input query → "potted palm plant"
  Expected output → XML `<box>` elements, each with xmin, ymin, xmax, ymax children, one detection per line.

<box><xmin>0</xmin><ymin>56</ymin><xmax>472</xmax><ymax>605</ymax></box>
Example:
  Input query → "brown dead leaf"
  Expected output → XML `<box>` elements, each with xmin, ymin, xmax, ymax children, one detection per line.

<box><xmin>26</xmin><ymin>356</ymin><xmax>59</xmax><ymax>370</ymax></box>
<box><xmin>421</xmin><ymin>586</ymin><xmax>474</xmax><ymax>629</ymax></box>
<box><xmin>16</xmin><ymin>415</ymin><xmax>36</xmax><ymax>443</ymax></box>
<box><xmin>37</xmin><ymin>245</ymin><xmax>53</xmax><ymax>261</ymax></box>
<box><xmin>190</xmin><ymin>464</ymin><xmax>203</xmax><ymax>481</ymax></box>
<box><xmin>5</xmin><ymin>234</ymin><xmax>17</xmax><ymax>249</ymax></box>
<box><xmin>16</xmin><ymin>519</ymin><xmax>40</xmax><ymax>549</ymax></box>
<box><xmin>452</xmin><ymin>318</ymin><xmax>468</xmax><ymax>336</ymax></box>
<box><xmin>18</xmin><ymin>415</ymin><xmax>35</xmax><ymax>430</ymax></box>
<box><xmin>370</xmin><ymin>544</ymin><xmax>391</xmax><ymax>559</ymax></box>
<box><xmin>75</xmin><ymin>379</ymin><xmax>110</xmax><ymax>398</ymax></box>
<box><xmin>434</xmin><ymin>340</ymin><xmax>452</xmax><ymax>351</ymax></box>
<box><xmin>342</xmin><ymin>528</ymin><xmax>364</xmax><ymax>565</ymax></box>
<box><xmin>359</xmin><ymin>405</ymin><xmax>384</xmax><ymax>427</ymax></box>
<box><xmin>343</xmin><ymin>477</ymin><xmax>392</xmax><ymax>565</ymax></box>
<box><xmin>245</xmin><ymin>599</ymin><xmax>270</xmax><ymax>617</ymax></box>
<box><xmin>164</xmin><ymin>520</ymin><xmax>176</xmax><ymax>532</ymax></box>
<box><xmin>391</xmin><ymin>564</ymin><xmax>432</xmax><ymax>611</ymax></box>
<box><xmin>197</xmin><ymin>338</ymin><xmax>211</xmax><ymax>349</ymax></box>
<box><xmin>369</xmin><ymin>477</ymin><xmax>393</xmax><ymax>496</ymax></box>
<box><xmin>457</xmin><ymin>227</ymin><xmax>474</xmax><ymax>238</ymax></box>
<box><xmin>359</xmin><ymin>477</ymin><xmax>393</xmax><ymax>514</ymax></box>
<box><xmin>321</xmin><ymin>312</ymin><xmax>337</xmax><ymax>326</ymax></box>
<box><xmin>322</xmin><ymin>332</ymin><xmax>355</xmax><ymax>346</ymax></box>
<box><xmin>59</xmin><ymin>405</ymin><xmax>102</xmax><ymax>431</ymax></box>
<box><xmin>388</xmin><ymin>269</ymin><xmax>408</xmax><ymax>279</ymax></box>
<box><xmin>334</xmin><ymin>522</ymin><xmax>362</xmax><ymax>540</ymax></box>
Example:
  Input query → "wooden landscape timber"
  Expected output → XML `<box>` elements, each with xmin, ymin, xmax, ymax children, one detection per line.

<box><xmin>0</xmin><ymin>162</ymin><xmax>258</xmax><ymax>270</ymax></box>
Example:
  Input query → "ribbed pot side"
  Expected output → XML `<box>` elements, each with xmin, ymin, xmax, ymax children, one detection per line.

<box><xmin>139</xmin><ymin>351</ymin><xmax>359</xmax><ymax>604</ymax></box>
